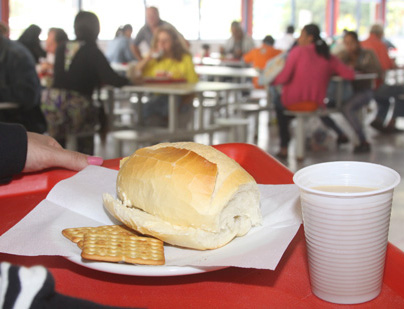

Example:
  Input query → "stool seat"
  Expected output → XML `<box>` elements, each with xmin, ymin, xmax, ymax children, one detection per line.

<box><xmin>215</xmin><ymin>118</ymin><xmax>250</xmax><ymax>143</ymax></box>
<box><xmin>283</xmin><ymin>107</ymin><xmax>336</xmax><ymax>160</ymax></box>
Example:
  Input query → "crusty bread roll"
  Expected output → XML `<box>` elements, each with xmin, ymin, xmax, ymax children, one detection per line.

<box><xmin>103</xmin><ymin>142</ymin><xmax>261</xmax><ymax>250</ymax></box>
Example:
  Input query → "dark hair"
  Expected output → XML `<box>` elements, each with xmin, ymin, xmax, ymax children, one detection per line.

<box><xmin>18</xmin><ymin>24</ymin><xmax>42</xmax><ymax>44</ymax></box>
<box><xmin>263</xmin><ymin>35</ymin><xmax>275</xmax><ymax>46</ymax></box>
<box><xmin>344</xmin><ymin>30</ymin><xmax>359</xmax><ymax>43</ymax></box>
<box><xmin>286</xmin><ymin>25</ymin><xmax>294</xmax><ymax>34</ymax></box>
<box><xmin>74</xmin><ymin>11</ymin><xmax>100</xmax><ymax>42</ymax></box>
<box><xmin>303</xmin><ymin>23</ymin><xmax>330</xmax><ymax>59</ymax></box>
<box><xmin>231</xmin><ymin>21</ymin><xmax>241</xmax><ymax>29</ymax></box>
<box><xmin>49</xmin><ymin>27</ymin><xmax>68</xmax><ymax>45</ymax></box>
<box><xmin>115</xmin><ymin>24</ymin><xmax>132</xmax><ymax>37</ymax></box>
<box><xmin>122</xmin><ymin>24</ymin><xmax>133</xmax><ymax>32</ymax></box>
<box><xmin>17</xmin><ymin>24</ymin><xmax>46</xmax><ymax>62</ymax></box>
<box><xmin>151</xmin><ymin>25</ymin><xmax>189</xmax><ymax>61</ymax></box>
<box><xmin>115</xmin><ymin>27</ymin><xmax>123</xmax><ymax>37</ymax></box>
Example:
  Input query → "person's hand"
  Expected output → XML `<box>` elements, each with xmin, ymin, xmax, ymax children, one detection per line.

<box><xmin>23</xmin><ymin>132</ymin><xmax>103</xmax><ymax>173</ymax></box>
<box><xmin>126</xmin><ymin>62</ymin><xmax>143</xmax><ymax>85</ymax></box>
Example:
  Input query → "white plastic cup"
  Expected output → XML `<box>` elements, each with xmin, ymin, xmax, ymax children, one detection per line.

<box><xmin>293</xmin><ymin>161</ymin><xmax>400</xmax><ymax>304</ymax></box>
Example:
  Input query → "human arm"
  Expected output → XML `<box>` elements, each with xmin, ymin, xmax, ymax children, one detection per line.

<box><xmin>134</xmin><ymin>53</ymin><xmax>153</xmax><ymax>75</ymax></box>
<box><xmin>130</xmin><ymin>44</ymin><xmax>143</xmax><ymax>61</ymax></box>
<box><xmin>93</xmin><ymin>47</ymin><xmax>130</xmax><ymax>86</ymax></box>
<box><xmin>122</xmin><ymin>38</ymin><xmax>136</xmax><ymax>63</ymax></box>
<box><xmin>23</xmin><ymin>132</ymin><xmax>103</xmax><ymax>173</ymax></box>
<box><xmin>331</xmin><ymin>55</ymin><xmax>355</xmax><ymax>80</ymax></box>
<box><xmin>243</xmin><ymin>49</ymin><xmax>254</xmax><ymax>64</ymax></box>
<box><xmin>132</xmin><ymin>26</ymin><xmax>149</xmax><ymax>61</ymax></box>
<box><xmin>0</xmin><ymin>122</ymin><xmax>103</xmax><ymax>184</ymax></box>
<box><xmin>0</xmin><ymin>123</ymin><xmax>27</xmax><ymax>183</ymax></box>
<box><xmin>182</xmin><ymin>54</ymin><xmax>199</xmax><ymax>83</ymax></box>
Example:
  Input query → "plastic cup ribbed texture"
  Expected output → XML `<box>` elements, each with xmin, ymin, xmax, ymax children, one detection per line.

<box><xmin>293</xmin><ymin>161</ymin><xmax>400</xmax><ymax>304</ymax></box>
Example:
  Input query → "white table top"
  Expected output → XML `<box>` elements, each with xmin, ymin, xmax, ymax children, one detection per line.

<box><xmin>195</xmin><ymin>65</ymin><xmax>259</xmax><ymax>78</ymax></box>
<box><xmin>193</xmin><ymin>57</ymin><xmax>246</xmax><ymax>67</ymax></box>
<box><xmin>121</xmin><ymin>81</ymin><xmax>252</xmax><ymax>95</ymax></box>
<box><xmin>332</xmin><ymin>72</ymin><xmax>378</xmax><ymax>81</ymax></box>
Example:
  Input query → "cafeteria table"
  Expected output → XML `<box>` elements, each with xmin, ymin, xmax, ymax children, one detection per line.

<box><xmin>193</xmin><ymin>56</ymin><xmax>247</xmax><ymax>67</ymax></box>
<box><xmin>117</xmin><ymin>81</ymin><xmax>251</xmax><ymax>132</ymax></box>
<box><xmin>195</xmin><ymin>65</ymin><xmax>259</xmax><ymax>82</ymax></box>
<box><xmin>1</xmin><ymin>143</ymin><xmax>404</xmax><ymax>308</ymax></box>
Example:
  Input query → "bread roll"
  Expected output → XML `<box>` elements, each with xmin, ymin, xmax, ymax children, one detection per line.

<box><xmin>103</xmin><ymin>142</ymin><xmax>261</xmax><ymax>250</ymax></box>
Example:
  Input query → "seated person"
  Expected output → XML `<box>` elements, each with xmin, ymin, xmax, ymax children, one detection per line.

<box><xmin>132</xmin><ymin>6</ymin><xmax>180</xmax><ymax>61</ymax></box>
<box><xmin>243</xmin><ymin>35</ymin><xmax>282</xmax><ymax>88</ymax></box>
<box><xmin>272</xmin><ymin>24</ymin><xmax>355</xmax><ymax>159</ymax></box>
<box><xmin>0</xmin><ymin>122</ymin><xmax>103</xmax><ymax>184</ymax></box>
<box><xmin>336</xmin><ymin>31</ymin><xmax>383</xmax><ymax>153</ymax></box>
<box><xmin>361</xmin><ymin>24</ymin><xmax>400</xmax><ymax>132</ymax></box>
<box><xmin>17</xmin><ymin>24</ymin><xmax>46</xmax><ymax>64</ymax></box>
<box><xmin>220</xmin><ymin>21</ymin><xmax>255</xmax><ymax>60</ymax></box>
<box><xmin>106</xmin><ymin>24</ymin><xmax>136</xmax><ymax>64</ymax></box>
<box><xmin>135</xmin><ymin>25</ymin><xmax>198</xmax><ymax>127</ymax></box>
<box><xmin>274</xmin><ymin>25</ymin><xmax>295</xmax><ymax>52</ymax></box>
<box><xmin>38</xmin><ymin>27</ymin><xmax>69</xmax><ymax>87</ymax></box>
<box><xmin>43</xmin><ymin>11</ymin><xmax>131</xmax><ymax>154</ymax></box>
<box><xmin>0</xmin><ymin>31</ymin><xmax>47</xmax><ymax>133</ymax></box>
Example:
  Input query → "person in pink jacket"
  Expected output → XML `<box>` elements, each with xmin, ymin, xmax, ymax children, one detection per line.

<box><xmin>272</xmin><ymin>24</ymin><xmax>355</xmax><ymax>159</ymax></box>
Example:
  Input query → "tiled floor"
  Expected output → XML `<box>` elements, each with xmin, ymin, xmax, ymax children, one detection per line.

<box><xmin>94</xmin><ymin>102</ymin><xmax>404</xmax><ymax>253</ymax></box>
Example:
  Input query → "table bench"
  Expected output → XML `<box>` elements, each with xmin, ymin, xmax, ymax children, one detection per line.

<box><xmin>283</xmin><ymin>73</ymin><xmax>378</xmax><ymax>160</ymax></box>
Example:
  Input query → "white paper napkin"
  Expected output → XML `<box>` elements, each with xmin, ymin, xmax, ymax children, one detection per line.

<box><xmin>0</xmin><ymin>165</ymin><xmax>302</xmax><ymax>270</ymax></box>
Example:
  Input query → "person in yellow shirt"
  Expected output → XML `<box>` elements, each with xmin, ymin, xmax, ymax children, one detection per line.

<box><xmin>135</xmin><ymin>25</ymin><xmax>198</xmax><ymax>127</ymax></box>
<box><xmin>243</xmin><ymin>35</ymin><xmax>282</xmax><ymax>88</ymax></box>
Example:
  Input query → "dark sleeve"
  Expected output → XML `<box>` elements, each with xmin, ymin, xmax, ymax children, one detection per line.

<box><xmin>52</xmin><ymin>43</ymin><xmax>66</xmax><ymax>88</ymax></box>
<box><xmin>0</xmin><ymin>123</ymin><xmax>27</xmax><ymax>184</ymax></box>
<box><xmin>133</xmin><ymin>26</ymin><xmax>146</xmax><ymax>46</ymax></box>
<box><xmin>1</xmin><ymin>43</ymin><xmax>41</xmax><ymax>111</ymax></box>
<box><xmin>92</xmin><ymin>47</ymin><xmax>129</xmax><ymax>87</ymax></box>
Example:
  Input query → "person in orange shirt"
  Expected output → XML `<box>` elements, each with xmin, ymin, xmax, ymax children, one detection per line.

<box><xmin>243</xmin><ymin>35</ymin><xmax>282</xmax><ymax>88</ymax></box>
<box><xmin>361</xmin><ymin>24</ymin><xmax>402</xmax><ymax>133</ymax></box>
<box><xmin>361</xmin><ymin>24</ymin><xmax>395</xmax><ymax>73</ymax></box>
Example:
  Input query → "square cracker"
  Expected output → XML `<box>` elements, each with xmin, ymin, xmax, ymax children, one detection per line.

<box><xmin>81</xmin><ymin>232</ymin><xmax>165</xmax><ymax>265</ymax></box>
<box><xmin>62</xmin><ymin>225</ymin><xmax>138</xmax><ymax>245</ymax></box>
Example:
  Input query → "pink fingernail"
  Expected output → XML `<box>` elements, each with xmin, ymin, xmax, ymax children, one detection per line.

<box><xmin>87</xmin><ymin>156</ymin><xmax>104</xmax><ymax>165</ymax></box>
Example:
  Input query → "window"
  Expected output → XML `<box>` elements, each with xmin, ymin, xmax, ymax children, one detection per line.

<box><xmin>253</xmin><ymin>0</ymin><xmax>290</xmax><ymax>40</ymax></box>
<box><xmin>338</xmin><ymin>0</ymin><xmax>375</xmax><ymax>37</ymax></box>
<box><xmin>253</xmin><ymin>0</ymin><xmax>326</xmax><ymax>40</ymax></box>
<box><xmin>199</xmin><ymin>0</ymin><xmax>241</xmax><ymax>40</ymax></box>
<box><xmin>295</xmin><ymin>0</ymin><xmax>326</xmax><ymax>34</ymax></box>
<box><xmin>81</xmin><ymin>0</ymin><xmax>145</xmax><ymax>40</ymax></box>
<box><xmin>9</xmin><ymin>0</ymin><xmax>79</xmax><ymax>40</ymax></box>
<box><xmin>386</xmin><ymin>0</ymin><xmax>404</xmax><ymax>65</ymax></box>
<box><xmin>386</xmin><ymin>0</ymin><xmax>404</xmax><ymax>38</ymax></box>
<box><xmin>145</xmin><ymin>0</ymin><xmax>199</xmax><ymax>40</ymax></box>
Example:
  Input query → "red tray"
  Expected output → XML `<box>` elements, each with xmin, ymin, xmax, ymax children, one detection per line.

<box><xmin>1</xmin><ymin>143</ymin><xmax>403</xmax><ymax>308</ymax></box>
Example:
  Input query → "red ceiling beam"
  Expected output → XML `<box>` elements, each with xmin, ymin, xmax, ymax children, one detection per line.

<box><xmin>1</xmin><ymin>0</ymin><xmax>10</xmax><ymax>24</ymax></box>
<box><xmin>375</xmin><ymin>0</ymin><xmax>386</xmax><ymax>25</ymax></box>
